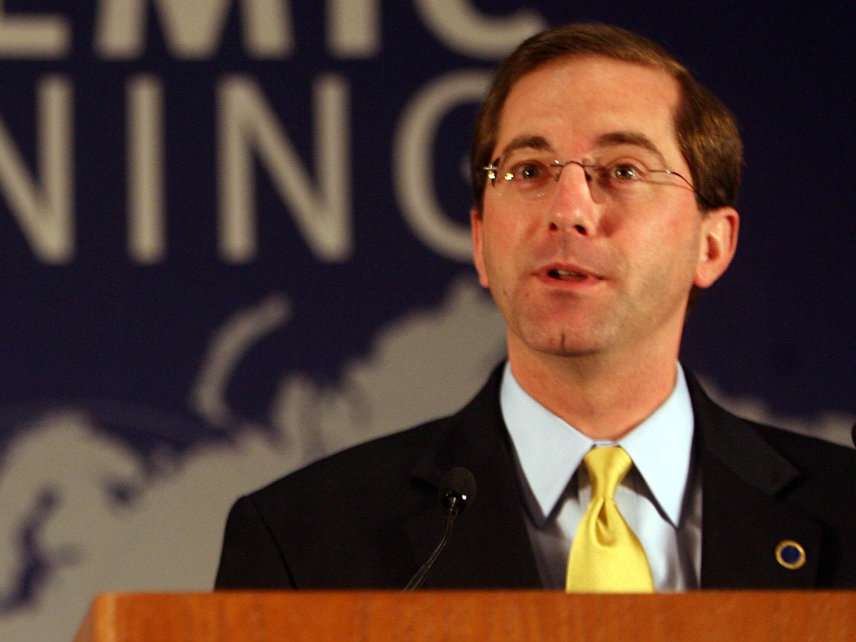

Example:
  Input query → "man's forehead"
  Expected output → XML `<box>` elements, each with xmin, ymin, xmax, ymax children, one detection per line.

<box><xmin>508</xmin><ymin>54</ymin><xmax>678</xmax><ymax>102</ymax></box>
<box><xmin>495</xmin><ymin>55</ymin><xmax>683</xmax><ymax>161</ymax></box>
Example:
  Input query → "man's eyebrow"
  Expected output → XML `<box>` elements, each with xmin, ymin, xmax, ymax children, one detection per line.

<box><xmin>494</xmin><ymin>135</ymin><xmax>553</xmax><ymax>160</ymax></box>
<box><xmin>495</xmin><ymin>131</ymin><xmax>671</xmax><ymax>166</ymax></box>
<box><xmin>594</xmin><ymin>131</ymin><xmax>668</xmax><ymax>166</ymax></box>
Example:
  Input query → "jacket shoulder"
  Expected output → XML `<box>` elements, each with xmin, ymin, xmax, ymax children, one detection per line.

<box><xmin>752</xmin><ymin>421</ymin><xmax>856</xmax><ymax>473</ymax></box>
<box><xmin>750</xmin><ymin>420</ymin><xmax>856</xmax><ymax>519</ymax></box>
<box><xmin>247</xmin><ymin>364</ymin><xmax>505</xmax><ymax>508</ymax></box>
<box><xmin>250</xmin><ymin>414</ymin><xmax>453</xmax><ymax>508</ymax></box>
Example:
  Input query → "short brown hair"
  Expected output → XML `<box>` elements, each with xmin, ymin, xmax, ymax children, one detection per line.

<box><xmin>470</xmin><ymin>23</ymin><xmax>742</xmax><ymax>213</ymax></box>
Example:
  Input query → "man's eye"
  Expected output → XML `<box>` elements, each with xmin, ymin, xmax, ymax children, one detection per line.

<box><xmin>508</xmin><ymin>161</ymin><xmax>547</xmax><ymax>181</ymax></box>
<box><xmin>609</xmin><ymin>163</ymin><xmax>644</xmax><ymax>181</ymax></box>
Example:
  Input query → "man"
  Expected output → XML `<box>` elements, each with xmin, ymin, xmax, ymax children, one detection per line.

<box><xmin>215</xmin><ymin>23</ymin><xmax>856</xmax><ymax>591</ymax></box>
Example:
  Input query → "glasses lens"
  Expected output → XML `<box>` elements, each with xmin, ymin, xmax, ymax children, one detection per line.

<box><xmin>494</xmin><ymin>154</ymin><xmax>557</xmax><ymax>200</ymax></box>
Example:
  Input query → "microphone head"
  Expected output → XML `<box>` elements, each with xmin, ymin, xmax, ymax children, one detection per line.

<box><xmin>440</xmin><ymin>466</ymin><xmax>477</xmax><ymax>513</ymax></box>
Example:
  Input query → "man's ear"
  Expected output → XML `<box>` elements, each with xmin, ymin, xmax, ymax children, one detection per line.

<box><xmin>470</xmin><ymin>208</ymin><xmax>490</xmax><ymax>288</ymax></box>
<box><xmin>694</xmin><ymin>207</ymin><xmax>740</xmax><ymax>289</ymax></box>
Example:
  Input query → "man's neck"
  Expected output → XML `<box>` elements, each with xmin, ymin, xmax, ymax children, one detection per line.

<box><xmin>507</xmin><ymin>341</ymin><xmax>679</xmax><ymax>441</ymax></box>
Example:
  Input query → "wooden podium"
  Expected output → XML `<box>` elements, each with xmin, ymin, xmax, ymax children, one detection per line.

<box><xmin>74</xmin><ymin>590</ymin><xmax>856</xmax><ymax>642</ymax></box>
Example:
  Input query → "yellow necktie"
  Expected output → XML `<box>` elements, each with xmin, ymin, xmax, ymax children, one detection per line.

<box><xmin>565</xmin><ymin>446</ymin><xmax>654</xmax><ymax>592</ymax></box>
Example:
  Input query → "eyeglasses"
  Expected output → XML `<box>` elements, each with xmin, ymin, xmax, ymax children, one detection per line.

<box><xmin>483</xmin><ymin>153</ymin><xmax>697</xmax><ymax>206</ymax></box>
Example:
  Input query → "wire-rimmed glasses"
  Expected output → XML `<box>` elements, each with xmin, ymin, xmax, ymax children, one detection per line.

<box><xmin>483</xmin><ymin>152</ymin><xmax>698</xmax><ymax>206</ymax></box>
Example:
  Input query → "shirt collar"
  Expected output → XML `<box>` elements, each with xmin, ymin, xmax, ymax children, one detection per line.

<box><xmin>500</xmin><ymin>362</ymin><xmax>694</xmax><ymax>528</ymax></box>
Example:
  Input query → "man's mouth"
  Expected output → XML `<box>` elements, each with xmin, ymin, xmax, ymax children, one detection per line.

<box><xmin>548</xmin><ymin>268</ymin><xmax>588</xmax><ymax>281</ymax></box>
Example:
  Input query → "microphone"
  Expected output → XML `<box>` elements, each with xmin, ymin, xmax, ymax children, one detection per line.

<box><xmin>404</xmin><ymin>467</ymin><xmax>477</xmax><ymax>591</ymax></box>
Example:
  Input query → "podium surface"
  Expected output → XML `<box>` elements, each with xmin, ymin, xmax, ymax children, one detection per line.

<box><xmin>75</xmin><ymin>590</ymin><xmax>856</xmax><ymax>642</ymax></box>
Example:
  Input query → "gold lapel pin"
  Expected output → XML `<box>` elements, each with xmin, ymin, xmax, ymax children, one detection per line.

<box><xmin>775</xmin><ymin>540</ymin><xmax>806</xmax><ymax>570</ymax></box>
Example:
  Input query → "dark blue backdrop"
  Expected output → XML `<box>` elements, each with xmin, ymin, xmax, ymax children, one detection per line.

<box><xmin>1</xmin><ymin>2</ymin><xmax>853</xmax><ymax>455</ymax></box>
<box><xmin>0</xmin><ymin>3</ymin><xmax>853</xmax><ymax>640</ymax></box>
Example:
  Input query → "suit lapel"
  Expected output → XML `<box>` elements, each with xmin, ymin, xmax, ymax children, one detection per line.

<box><xmin>403</xmin><ymin>367</ymin><xmax>541</xmax><ymax>589</ymax></box>
<box><xmin>689</xmin><ymin>376</ymin><xmax>821</xmax><ymax>588</ymax></box>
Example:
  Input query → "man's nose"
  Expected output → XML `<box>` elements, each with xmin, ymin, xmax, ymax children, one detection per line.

<box><xmin>546</xmin><ymin>162</ymin><xmax>599</xmax><ymax>237</ymax></box>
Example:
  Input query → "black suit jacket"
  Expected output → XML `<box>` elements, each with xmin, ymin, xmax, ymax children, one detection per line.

<box><xmin>215</xmin><ymin>367</ymin><xmax>856</xmax><ymax>590</ymax></box>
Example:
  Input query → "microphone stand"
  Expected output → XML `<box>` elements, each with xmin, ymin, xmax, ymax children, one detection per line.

<box><xmin>403</xmin><ymin>492</ymin><xmax>465</xmax><ymax>591</ymax></box>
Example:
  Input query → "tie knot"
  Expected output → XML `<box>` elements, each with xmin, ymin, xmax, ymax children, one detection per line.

<box><xmin>583</xmin><ymin>446</ymin><xmax>632</xmax><ymax>500</ymax></box>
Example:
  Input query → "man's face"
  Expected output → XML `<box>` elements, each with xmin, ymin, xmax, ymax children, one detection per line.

<box><xmin>471</xmin><ymin>55</ymin><xmax>737</xmax><ymax>364</ymax></box>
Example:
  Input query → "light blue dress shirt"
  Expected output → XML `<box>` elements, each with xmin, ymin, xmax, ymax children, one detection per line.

<box><xmin>500</xmin><ymin>362</ymin><xmax>702</xmax><ymax>590</ymax></box>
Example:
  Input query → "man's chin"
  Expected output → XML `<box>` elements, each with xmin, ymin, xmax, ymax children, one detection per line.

<box><xmin>514</xmin><ymin>326</ymin><xmax>612</xmax><ymax>359</ymax></box>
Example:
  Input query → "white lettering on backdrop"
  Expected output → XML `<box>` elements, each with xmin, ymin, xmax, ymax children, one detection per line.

<box><xmin>0</xmin><ymin>1</ymin><xmax>545</xmax><ymax>263</ymax></box>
